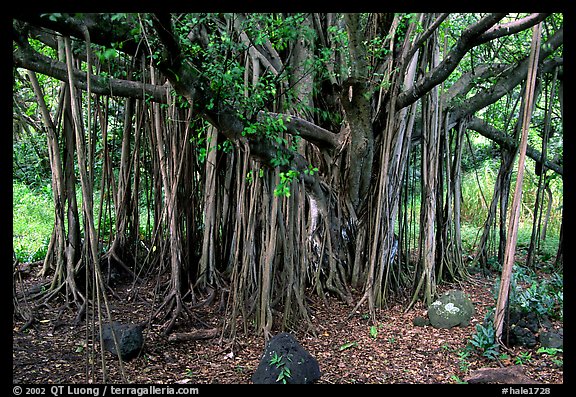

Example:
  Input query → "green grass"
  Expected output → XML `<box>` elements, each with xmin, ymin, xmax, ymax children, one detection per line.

<box><xmin>13</xmin><ymin>179</ymin><xmax>156</xmax><ymax>263</ymax></box>
<box><xmin>13</xmin><ymin>181</ymin><xmax>55</xmax><ymax>262</ymax></box>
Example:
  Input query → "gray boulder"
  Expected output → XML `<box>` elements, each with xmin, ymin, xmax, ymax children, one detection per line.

<box><xmin>102</xmin><ymin>322</ymin><xmax>145</xmax><ymax>360</ymax></box>
<box><xmin>427</xmin><ymin>290</ymin><xmax>475</xmax><ymax>329</ymax></box>
<box><xmin>252</xmin><ymin>332</ymin><xmax>321</xmax><ymax>384</ymax></box>
<box><xmin>539</xmin><ymin>329</ymin><xmax>563</xmax><ymax>349</ymax></box>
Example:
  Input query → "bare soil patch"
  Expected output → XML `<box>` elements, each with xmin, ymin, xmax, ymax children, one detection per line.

<box><xmin>13</xmin><ymin>268</ymin><xmax>563</xmax><ymax>384</ymax></box>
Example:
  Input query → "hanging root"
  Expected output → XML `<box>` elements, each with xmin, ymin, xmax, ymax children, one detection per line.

<box><xmin>152</xmin><ymin>289</ymin><xmax>206</xmax><ymax>335</ymax></box>
<box><xmin>103</xmin><ymin>245</ymin><xmax>142</xmax><ymax>284</ymax></box>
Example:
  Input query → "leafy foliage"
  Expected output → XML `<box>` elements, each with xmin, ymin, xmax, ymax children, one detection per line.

<box><xmin>274</xmin><ymin>170</ymin><xmax>300</xmax><ymax>198</ymax></box>
<box><xmin>269</xmin><ymin>352</ymin><xmax>292</xmax><ymax>384</ymax></box>
<box><xmin>510</xmin><ymin>266</ymin><xmax>563</xmax><ymax>320</ymax></box>
<box><xmin>467</xmin><ymin>311</ymin><xmax>499</xmax><ymax>360</ymax></box>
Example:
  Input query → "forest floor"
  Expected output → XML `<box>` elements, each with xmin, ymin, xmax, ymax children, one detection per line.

<box><xmin>13</xmin><ymin>264</ymin><xmax>563</xmax><ymax>385</ymax></box>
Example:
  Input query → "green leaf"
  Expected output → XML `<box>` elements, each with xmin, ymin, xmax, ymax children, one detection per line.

<box><xmin>339</xmin><ymin>341</ymin><xmax>357</xmax><ymax>351</ymax></box>
<box><xmin>110</xmin><ymin>13</ymin><xmax>127</xmax><ymax>22</ymax></box>
<box><xmin>537</xmin><ymin>347</ymin><xmax>562</xmax><ymax>355</ymax></box>
<box><xmin>369</xmin><ymin>325</ymin><xmax>378</xmax><ymax>339</ymax></box>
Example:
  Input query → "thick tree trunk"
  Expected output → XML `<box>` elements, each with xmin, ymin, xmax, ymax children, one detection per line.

<box><xmin>149</xmin><ymin>72</ymin><xmax>195</xmax><ymax>333</ymax></box>
<box><xmin>415</xmin><ymin>92</ymin><xmax>440</xmax><ymax>306</ymax></box>
<box><xmin>198</xmin><ymin>126</ymin><xmax>219</xmax><ymax>287</ymax></box>
<box><xmin>411</xmin><ymin>31</ymin><xmax>442</xmax><ymax>307</ymax></box>
<box><xmin>342</xmin><ymin>14</ymin><xmax>374</xmax><ymax>212</ymax></box>
<box><xmin>437</xmin><ymin>118</ymin><xmax>467</xmax><ymax>282</ymax></box>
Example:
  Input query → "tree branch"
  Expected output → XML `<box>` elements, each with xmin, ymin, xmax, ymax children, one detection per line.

<box><xmin>13</xmin><ymin>46</ymin><xmax>168</xmax><ymax>102</ymax></box>
<box><xmin>15</xmin><ymin>13</ymin><xmax>142</xmax><ymax>57</ymax></box>
<box><xmin>475</xmin><ymin>13</ymin><xmax>550</xmax><ymax>45</ymax></box>
<box><xmin>403</xmin><ymin>13</ymin><xmax>450</xmax><ymax>68</ymax></box>
<box><xmin>396</xmin><ymin>13</ymin><xmax>507</xmax><ymax>110</ymax></box>
<box><xmin>468</xmin><ymin>116</ymin><xmax>562</xmax><ymax>176</ymax></box>
<box><xmin>397</xmin><ymin>14</ymin><xmax>555</xmax><ymax>111</ymax></box>
<box><xmin>444</xmin><ymin>63</ymin><xmax>509</xmax><ymax>103</ymax></box>
<box><xmin>259</xmin><ymin>111</ymin><xmax>341</xmax><ymax>149</ymax></box>
<box><xmin>448</xmin><ymin>27</ymin><xmax>563</xmax><ymax>122</ymax></box>
<box><xmin>232</xmin><ymin>14</ymin><xmax>284</xmax><ymax>76</ymax></box>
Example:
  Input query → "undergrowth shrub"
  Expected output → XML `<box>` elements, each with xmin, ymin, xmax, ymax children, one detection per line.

<box><xmin>466</xmin><ymin>310</ymin><xmax>500</xmax><ymax>359</ymax></box>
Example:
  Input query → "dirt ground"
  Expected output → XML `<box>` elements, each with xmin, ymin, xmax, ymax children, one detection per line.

<box><xmin>12</xmin><ymin>265</ymin><xmax>563</xmax><ymax>385</ymax></box>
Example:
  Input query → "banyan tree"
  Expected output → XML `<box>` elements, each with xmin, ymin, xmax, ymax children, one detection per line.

<box><xmin>13</xmin><ymin>13</ymin><xmax>563</xmax><ymax>340</ymax></box>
